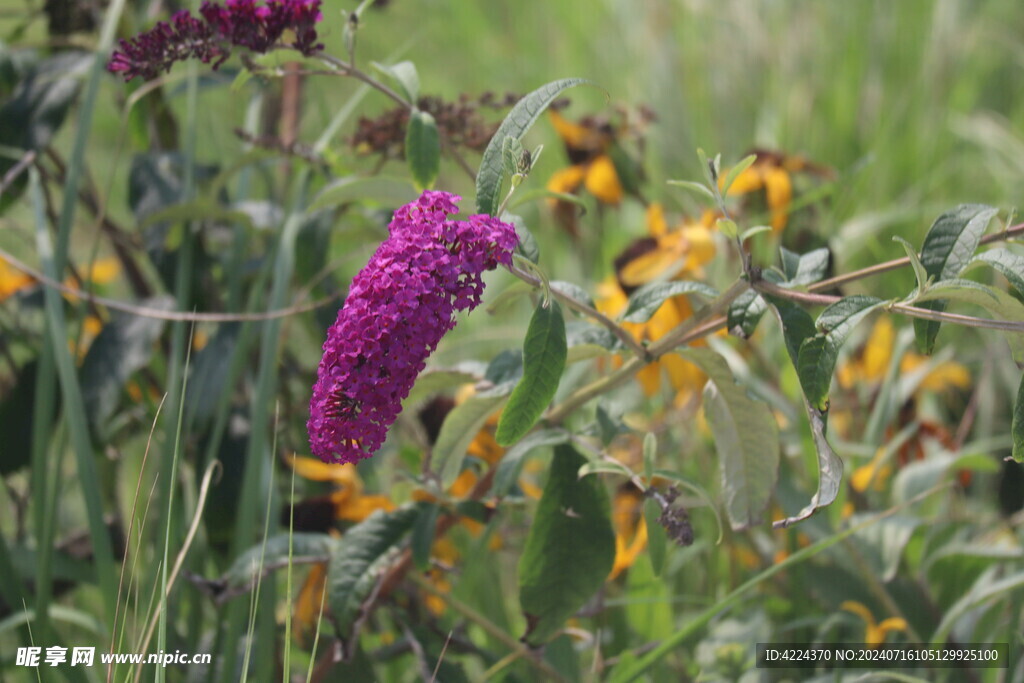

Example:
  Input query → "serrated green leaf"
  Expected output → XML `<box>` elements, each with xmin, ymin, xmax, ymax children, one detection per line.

<box><xmin>968</xmin><ymin>248</ymin><xmax>1024</xmax><ymax>303</ymax></box>
<box><xmin>550</xmin><ymin>280</ymin><xmax>595</xmax><ymax>311</ymax></box>
<box><xmin>721</xmin><ymin>153</ymin><xmax>758</xmax><ymax>196</ymax></box>
<box><xmin>370</xmin><ymin>60</ymin><xmax>419</xmax><ymax>103</ymax></box>
<box><xmin>621</xmin><ymin>280</ymin><xmax>719</xmax><ymax>323</ymax></box>
<box><xmin>643</xmin><ymin>498</ymin><xmax>667</xmax><ymax>575</ymax></box>
<box><xmin>913</xmin><ymin>279</ymin><xmax>1024</xmax><ymax>362</ymax></box>
<box><xmin>221</xmin><ymin>533</ymin><xmax>336</xmax><ymax>598</ymax></box>
<box><xmin>893</xmin><ymin>236</ymin><xmax>929</xmax><ymax>295</ymax></box>
<box><xmin>679</xmin><ymin>348</ymin><xmax>779</xmax><ymax>530</ymax></box>
<box><xmin>434</xmin><ymin>393</ymin><xmax>508</xmax><ymax>489</ymax></box>
<box><xmin>780</xmin><ymin>247</ymin><xmax>830</xmax><ymax>286</ymax></box>
<box><xmin>796</xmin><ymin>295</ymin><xmax>883</xmax><ymax>410</ymax></box>
<box><xmin>1014</xmin><ymin>373</ymin><xmax>1024</xmax><ymax>463</ymax></box>
<box><xmin>727</xmin><ymin>289</ymin><xmax>767</xmax><ymax>339</ymax></box>
<box><xmin>667</xmin><ymin>179</ymin><xmax>716</xmax><ymax>202</ymax></box>
<box><xmin>411</xmin><ymin>502</ymin><xmax>440</xmax><ymax>570</ymax></box>
<box><xmin>309</xmin><ymin>176</ymin><xmax>418</xmax><ymax>211</ymax></box>
<box><xmin>495</xmin><ymin>300</ymin><xmax>567</xmax><ymax>446</ymax></box>
<box><xmin>913</xmin><ymin>204</ymin><xmax>998</xmax><ymax>353</ymax></box>
<box><xmin>406</xmin><ymin>109</ymin><xmax>440</xmax><ymax>191</ymax></box>
<box><xmin>519</xmin><ymin>445</ymin><xmax>615</xmax><ymax>645</ymax></box>
<box><xmin>328</xmin><ymin>507</ymin><xmax>419</xmax><ymax>643</ymax></box>
<box><xmin>493</xmin><ymin>428</ymin><xmax>569</xmax><ymax>498</ymax></box>
<box><xmin>80</xmin><ymin>298</ymin><xmax>173</xmax><ymax>438</ymax></box>
<box><xmin>476</xmin><ymin>78</ymin><xmax>593</xmax><ymax>216</ymax></box>
<box><xmin>774</xmin><ymin>406</ymin><xmax>843</xmax><ymax>528</ymax></box>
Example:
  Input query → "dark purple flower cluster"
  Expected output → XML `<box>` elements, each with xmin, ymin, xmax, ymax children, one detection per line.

<box><xmin>308</xmin><ymin>191</ymin><xmax>519</xmax><ymax>464</ymax></box>
<box><xmin>108</xmin><ymin>0</ymin><xmax>323</xmax><ymax>81</ymax></box>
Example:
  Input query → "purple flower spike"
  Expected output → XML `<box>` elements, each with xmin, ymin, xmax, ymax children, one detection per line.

<box><xmin>108</xmin><ymin>0</ymin><xmax>324</xmax><ymax>81</ymax></box>
<box><xmin>307</xmin><ymin>191</ymin><xmax>519</xmax><ymax>464</ymax></box>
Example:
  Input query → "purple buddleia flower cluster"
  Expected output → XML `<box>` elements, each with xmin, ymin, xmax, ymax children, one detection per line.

<box><xmin>108</xmin><ymin>0</ymin><xmax>323</xmax><ymax>81</ymax></box>
<box><xmin>308</xmin><ymin>191</ymin><xmax>519</xmax><ymax>465</ymax></box>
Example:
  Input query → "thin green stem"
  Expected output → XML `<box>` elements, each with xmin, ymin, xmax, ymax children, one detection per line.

<box><xmin>508</xmin><ymin>262</ymin><xmax>650</xmax><ymax>359</ymax></box>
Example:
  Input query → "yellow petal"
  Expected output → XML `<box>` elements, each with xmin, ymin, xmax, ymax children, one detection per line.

<box><xmin>467</xmin><ymin>429</ymin><xmax>505</xmax><ymax>465</ymax></box>
<box><xmin>901</xmin><ymin>354</ymin><xmax>971</xmax><ymax>393</ymax></box>
<box><xmin>549</xmin><ymin>110</ymin><xmax>599</xmax><ymax>149</ymax></box>
<box><xmin>546</xmin><ymin>164</ymin><xmax>587</xmax><ymax>196</ymax></box>
<box><xmin>584</xmin><ymin>155</ymin><xmax>624</xmax><ymax>204</ymax></box>
<box><xmin>763</xmin><ymin>166</ymin><xmax>793</xmax><ymax>232</ymax></box>
<box><xmin>862</xmin><ymin>317</ymin><xmax>895</xmax><ymax>381</ymax></box>
<box><xmin>618</xmin><ymin>248</ymin><xmax>681</xmax><ymax>288</ymax></box>
<box><xmin>83</xmin><ymin>257</ymin><xmax>120</xmax><ymax>284</ymax></box>
<box><xmin>292</xmin><ymin>562</ymin><xmax>328</xmax><ymax>647</ymax></box>
<box><xmin>724</xmin><ymin>166</ymin><xmax>763</xmax><ymax>196</ymax></box>
<box><xmin>646</xmin><ymin>202</ymin><xmax>668</xmax><ymax>237</ymax></box>
<box><xmin>680</xmin><ymin>223</ymin><xmax>716</xmax><ymax>270</ymax></box>
<box><xmin>289</xmin><ymin>455</ymin><xmax>361</xmax><ymax>486</ymax></box>
<box><xmin>840</xmin><ymin>600</ymin><xmax>875</xmax><ymax>625</ymax></box>
<box><xmin>335</xmin><ymin>493</ymin><xmax>395</xmax><ymax>522</ymax></box>
<box><xmin>0</xmin><ymin>257</ymin><xmax>35</xmax><ymax>300</ymax></box>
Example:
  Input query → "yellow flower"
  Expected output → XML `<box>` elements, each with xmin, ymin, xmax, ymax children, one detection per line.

<box><xmin>288</xmin><ymin>455</ymin><xmax>395</xmax><ymax>523</ymax></box>
<box><xmin>840</xmin><ymin>601</ymin><xmax>908</xmax><ymax>646</ymax></box>
<box><xmin>722</xmin><ymin>149</ymin><xmax>828</xmax><ymax>232</ymax></box>
<box><xmin>596</xmin><ymin>204</ymin><xmax>717</xmax><ymax>401</ymax></box>
<box><xmin>0</xmin><ymin>255</ymin><xmax>35</xmax><ymax>300</ymax></box>
<box><xmin>836</xmin><ymin>317</ymin><xmax>971</xmax><ymax>394</ymax></box>
<box><xmin>291</xmin><ymin>562</ymin><xmax>328</xmax><ymax>647</ymax></box>
<box><xmin>608</xmin><ymin>486</ymin><xmax>647</xmax><ymax>580</ymax></box>
<box><xmin>545</xmin><ymin>106</ymin><xmax>653</xmax><ymax>236</ymax></box>
<box><xmin>849</xmin><ymin>447</ymin><xmax>894</xmax><ymax>494</ymax></box>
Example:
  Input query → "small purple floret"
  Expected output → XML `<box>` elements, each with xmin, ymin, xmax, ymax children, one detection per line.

<box><xmin>307</xmin><ymin>191</ymin><xmax>519</xmax><ymax>464</ymax></box>
<box><xmin>108</xmin><ymin>0</ymin><xmax>324</xmax><ymax>81</ymax></box>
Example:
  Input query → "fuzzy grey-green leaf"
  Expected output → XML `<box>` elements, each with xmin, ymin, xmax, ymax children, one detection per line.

<box><xmin>476</xmin><ymin>78</ymin><xmax>593</xmax><ymax>216</ymax></box>
<box><xmin>680</xmin><ymin>348</ymin><xmax>779</xmax><ymax>530</ymax></box>
<box><xmin>621</xmin><ymin>281</ymin><xmax>719</xmax><ymax>323</ymax></box>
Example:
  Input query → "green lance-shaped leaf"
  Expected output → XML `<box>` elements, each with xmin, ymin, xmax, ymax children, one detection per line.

<box><xmin>679</xmin><ymin>348</ymin><xmax>779</xmax><ymax>530</ymax></box>
<box><xmin>967</xmin><ymin>248</ymin><xmax>1024</xmax><ymax>304</ymax></box>
<box><xmin>495</xmin><ymin>299</ymin><xmax>567</xmax><ymax>446</ymax></box>
<box><xmin>309</xmin><ymin>176</ymin><xmax>418</xmax><ymax>211</ymax></box>
<box><xmin>913</xmin><ymin>204</ymin><xmax>998</xmax><ymax>353</ymax></box>
<box><xmin>519</xmin><ymin>444</ymin><xmax>615</xmax><ymax>645</ymax></box>
<box><xmin>371</xmin><ymin>60</ymin><xmax>420</xmax><ymax>103</ymax></box>
<box><xmin>620</xmin><ymin>281</ymin><xmax>719</xmax><ymax>323</ymax></box>
<box><xmin>893</xmin><ymin>236</ymin><xmax>930</xmax><ymax>295</ymax></box>
<box><xmin>1013</xmin><ymin>373</ymin><xmax>1024</xmax><ymax>463</ymax></box>
<box><xmin>727</xmin><ymin>288</ymin><xmax>768</xmax><ymax>339</ymax></box>
<box><xmin>434</xmin><ymin>392</ymin><xmax>509</xmax><ymax>490</ymax></box>
<box><xmin>780</xmin><ymin>247</ymin><xmax>831</xmax><ymax>286</ymax></box>
<box><xmin>328</xmin><ymin>507</ymin><xmax>420</xmax><ymax>645</ymax></box>
<box><xmin>476</xmin><ymin>78</ymin><xmax>593</xmax><ymax>216</ymax></box>
<box><xmin>774</xmin><ymin>405</ymin><xmax>844</xmax><ymax>528</ymax></box>
<box><xmin>767</xmin><ymin>302</ymin><xmax>846</xmax><ymax>527</ymax></box>
<box><xmin>913</xmin><ymin>279</ymin><xmax>1024</xmax><ymax>362</ymax></box>
<box><xmin>406</xmin><ymin>109</ymin><xmax>440</xmax><ymax>191</ymax></box>
<box><xmin>80</xmin><ymin>297</ymin><xmax>173</xmax><ymax>438</ymax></box>
<box><xmin>796</xmin><ymin>295</ymin><xmax>884</xmax><ymax>411</ymax></box>
<box><xmin>550</xmin><ymin>280</ymin><xmax>596</xmax><ymax>311</ymax></box>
